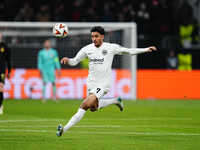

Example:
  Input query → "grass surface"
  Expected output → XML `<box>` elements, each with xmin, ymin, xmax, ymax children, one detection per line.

<box><xmin>0</xmin><ymin>99</ymin><xmax>200</xmax><ymax>150</ymax></box>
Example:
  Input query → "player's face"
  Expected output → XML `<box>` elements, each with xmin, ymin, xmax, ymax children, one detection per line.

<box><xmin>44</xmin><ymin>40</ymin><xmax>51</xmax><ymax>50</ymax></box>
<box><xmin>91</xmin><ymin>32</ymin><xmax>104</xmax><ymax>47</ymax></box>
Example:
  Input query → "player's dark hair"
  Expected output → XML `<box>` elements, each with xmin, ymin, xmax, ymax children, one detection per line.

<box><xmin>90</xmin><ymin>26</ymin><xmax>105</xmax><ymax>35</ymax></box>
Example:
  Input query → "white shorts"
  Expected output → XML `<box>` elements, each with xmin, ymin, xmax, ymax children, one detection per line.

<box><xmin>87</xmin><ymin>86</ymin><xmax>109</xmax><ymax>99</ymax></box>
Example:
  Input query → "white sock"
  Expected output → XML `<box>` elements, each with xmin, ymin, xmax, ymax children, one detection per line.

<box><xmin>98</xmin><ymin>98</ymin><xmax>118</xmax><ymax>109</ymax></box>
<box><xmin>63</xmin><ymin>108</ymin><xmax>86</xmax><ymax>133</ymax></box>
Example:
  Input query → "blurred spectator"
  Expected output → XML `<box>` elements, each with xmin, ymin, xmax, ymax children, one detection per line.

<box><xmin>15</xmin><ymin>2</ymin><xmax>34</xmax><ymax>21</ymax></box>
<box><xmin>178</xmin><ymin>52</ymin><xmax>192</xmax><ymax>70</ymax></box>
<box><xmin>84</xmin><ymin>7</ymin><xmax>98</xmax><ymax>22</ymax></box>
<box><xmin>1</xmin><ymin>0</ymin><xmax>199</xmax><ymax>50</ymax></box>
<box><xmin>117</xmin><ymin>13</ymin><xmax>125</xmax><ymax>22</ymax></box>
<box><xmin>177</xmin><ymin>1</ymin><xmax>197</xmax><ymax>48</ymax></box>
<box><xmin>136</xmin><ymin>2</ymin><xmax>150</xmax><ymax>24</ymax></box>
<box><xmin>35</xmin><ymin>4</ymin><xmax>51</xmax><ymax>22</ymax></box>
<box><xmin>188</xmin><ymin>0</ymin><xmax>200</xmax><ymax>24</ymax></box>
<box><xmin>71</xmin><ymin>0</ymin><xmax>82</xmax><ymax>21</ymax></box>
<box><xmin>101</xmin><ymin>1</ymin><xmax>115</xmax><ymax>22</ymax></box>
<box><xmin>177</xmin><ymin>0</ymin><xmax>193</xmax><ymax>25</ymax></box>
<box><xmin>179</xmin><ymin>21</ymin><xmax>194</xmax><ymax>48</ymax></box>
<box><xmin>166</xmin><ymin>50</ymin><xmax>178</xmax><ymax>69</ymax></box>
<box><xmin>52</xmin><ymin>2</ymin><xmax>65</xmax><ymax>21</ymax></box>
<box><xmin>0</xmin><ymin>0</ymin><xmax>7</xmax><ymax>21</ymax></box>
<box><xmin>150</xmin><ymin>0</ymin><xmax>173</xmax><ymax>34</ymax></box>
<box><xmin>191</xmin><ymin>18</ymin><xmax>199</xmax><ymax>45</ymax></box>
<box><xmin>136</xmin><ymin>1</ymin><xmax>150</xmax><ymax>33</ymax></box>
<box><xmin>124</xmin><ymin>5</ymin><xmax>136</xmax><ymax>22</ymax></box>
<box><xmin>179</xmin><ymin>17</ymin><xmax>199</xmax><ymax>48</ymax></box>
<box><xmin>0</xmin><ymin>0</ymin><xmax>193</xmax><ymax>27</ymax></box>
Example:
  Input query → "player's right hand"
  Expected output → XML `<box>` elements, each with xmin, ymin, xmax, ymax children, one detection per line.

<box><xmin>61</xmin><ymin>57</ymin><xmax>69</xmax><ymax>64</ymax></box>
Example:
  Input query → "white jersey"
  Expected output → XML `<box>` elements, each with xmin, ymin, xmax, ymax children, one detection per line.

<box><xmin>68</xmin><ymin>42</ymin><xmax>148</xmax><ymax>90</ymax></box>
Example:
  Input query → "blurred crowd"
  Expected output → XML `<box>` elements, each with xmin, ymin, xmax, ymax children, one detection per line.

<box><xmin>0</xmin><ymin>0</ymin><xmax>199</xmax><ymax>34</ymax></box>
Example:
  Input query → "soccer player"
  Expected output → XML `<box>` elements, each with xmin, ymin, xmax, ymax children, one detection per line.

<box><xmin>56</xmin><ymin>26</ymin><xmax>157</xmax><ymax>136</ymax></box>
<box><xmin>0</xmin><ymin>33</ymin><xmax>11</xmax><ymax>115</ymax></box>
<box><xmin>38</xmin><ymin>40</ymin><xmax>61</xmax><ymax>101</ymax></box>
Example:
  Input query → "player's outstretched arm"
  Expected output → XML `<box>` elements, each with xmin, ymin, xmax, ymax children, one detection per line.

<box><xmin>116</xmin><ymin>44</ymin><xmax>157</xmax><ymax>55</ymax></box>
<box><xmin>61</xmin><ymin>48</ymin><xmax>87</xmax><ymax>66</ymax></box>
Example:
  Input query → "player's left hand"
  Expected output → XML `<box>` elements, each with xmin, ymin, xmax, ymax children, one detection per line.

<box><xmin>147</xmin><ymin>46</ymin><xmax>157</xmax><ymax>52</ymax></box>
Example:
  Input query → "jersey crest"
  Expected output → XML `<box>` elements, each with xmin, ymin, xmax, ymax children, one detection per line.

<box><xmin>102</xmin><ymin>50</ymin><xmax>107</xmax><ymax>55</ymax></box>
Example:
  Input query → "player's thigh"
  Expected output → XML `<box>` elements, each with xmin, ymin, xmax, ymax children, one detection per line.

<box><xmin>88</xmin><ymin>86</ymin><xmax>109</xmax><ymax>100</ymax></box>
<box><xmin>81</xmin><ymin>94</ymin><xmax>98</xmax><ymax>109</ymax></box>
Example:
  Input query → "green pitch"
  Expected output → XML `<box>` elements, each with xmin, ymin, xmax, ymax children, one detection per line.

<box><xmin>0</xmin><ymin>99</ymin><xmax>200</xmax><ymax>150</ymax></box>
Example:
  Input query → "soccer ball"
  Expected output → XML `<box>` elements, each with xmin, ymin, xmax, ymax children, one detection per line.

<box><xmin>53</xmin><ymin>23</ymin><xmax>69</xmax><ymax>38</ymax></box>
